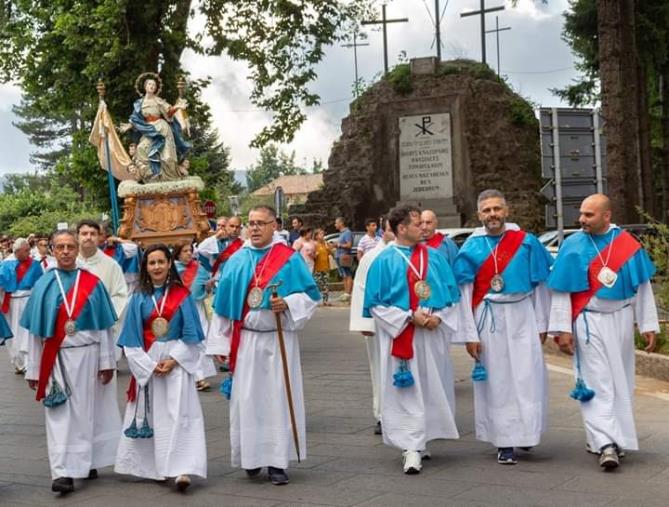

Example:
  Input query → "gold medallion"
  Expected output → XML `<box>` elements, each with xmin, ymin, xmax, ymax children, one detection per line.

<box><xmin>413</xmin><ymin>280</ymin><xmax>432</xmax><ymax>300</ymax></box>
<box><xmin>490</xmin><ymin>274</ymin><xmax>505</xmax><ymax>292</ymax></box>
<box><xmin>151</xmin><ymin>317</ymin><xmax>169</xmax><ymax>338</ymax></box>
<box><xmin>247</xmin><ymin>287</ymin><xmax>264</xmax><ymax>309</ymax></box>
<box><xmin>64</xmin><ymin>319</ymin><xmax>76</xmax><ymax>337</ymax></box>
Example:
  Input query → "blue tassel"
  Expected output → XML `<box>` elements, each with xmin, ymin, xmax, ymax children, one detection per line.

<box><xmin>392</xmin><ymin>359</ymin><xmax>415</xmax><ymax>388</ymax></box>
<box><xmin>42</xmin><ymin>381</ymin><xmax>68</xmax><ymax>408</ymax></box>
<box><xmin>137</xmin><ymin>418</ymin><xmax>154</xmax><ymax>439</ymax></box>
<box><xmin>124</xmin><ymin>418</ymin><xmax>139</xmax><ymax>439</ymax></box>
<box><xmin>471</xmin><ymin>361</ymin><xmax>488</xmax><ymax>382</ymax></box>
<box><xmin>220</xmin><ymin>375</ymin><xmax>233</xmax><ymax>399</ymax></box>
<box><xmin>570</xmin><ymin>378</ymin><xmax>595</xmax><ymax>402</ymax></box>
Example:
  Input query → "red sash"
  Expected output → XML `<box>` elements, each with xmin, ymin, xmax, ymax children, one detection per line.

<box><xmin>180</xmin><ymin>260</ymin><xmax>199</xmax><ymax>289</ymax></box>
<box><xmin>570</xmin><ymin>230</ymin><xmax>641</xmax><ymax>321</ymax></box>
<box><xmin>212</xmin><ymin>238</ymin><xmax>243</xmax><ymax>274</ymax></box>
<box><xmin>36</xmin><ymin>270</ymin><xmax>100</xmax><ymax>401</ymax></box>
<box><xmin>2</xmin><ymin>258</ymin><xmax>34</xmax><ymax>314</ymax></box>
<box><xmin>229</xmin><ymin>244</ymin><xmax>294</xmax><ymax>374</ymax></box>
<box><xmin>103</xmin><ymin>245</ymin><xmax>117</xmax><ymax>257</ymax></box>
<box><xmin>126</xmin><ymin>284</ymin><xmax>191</xmax><ymax>402</ymax></box>
<box><xmin>472</xmin><ymin>230</ymin><xmax>526</xmax><ymax>309</ymax></box>
<box><xmin>392</xmin><ymin>243</ymin><xmax>429</xmax><ymax>360</ymax></box>
<box><xmin>425</xmin><ymin>232</ymin><xmax>445</xmax><ymax>249</ymax></box>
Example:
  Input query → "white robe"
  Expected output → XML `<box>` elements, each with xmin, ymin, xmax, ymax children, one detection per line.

<box><xmin>207</xmin><ymin>293</ymin><xmax>317</xmax><ymax>469</ymax></box>
<box><xmin>370</xmin><ymin>301</ymin><xmax>475</xmax><ymax>452</ymax></box>
<box><xmin>349</xmin><ymin>240</ymin><xmax>392</xmax><ymax>422</ymax></box>
<box><xmin>463</xmin><ymin>283</ymin><xmax>550</xmax><ymax>448</ymax></box>
<box><xmin>115</xmin><ymin>339</ymin><xmax>207</xmax><ymax>479</ymax></box>
<box><xmin>118</xmin><ymin>242</ymin><xmax>140</xmax><ymax>295</ymax></box>
<box><xmin>4</xmin><ymin>289</ymin><xmax>31</xmax><ymax>370</ymax></box>
<box><xmin>194</xmin><ymin>299</ymin><xmax>217</xmax><ymax>380</ymax></box>
<box><xmin>548</xmin><ymin>282</ymin><xmax>659</xmax><ymax>451</ymax></box>
<box><xmin>25</xmin><ymin>328</ymin><xmax>121</xmax><ymax>479</ymax></box>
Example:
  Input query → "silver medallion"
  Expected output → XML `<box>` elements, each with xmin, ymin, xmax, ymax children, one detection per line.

<box><xmin>247</xmin><ymin>287</ymin><xmax>264</xmax><ymax>309</ymax></box>
<box><xmin>413</xmin><ymin>280</ymin><xmax>432</xmax><ymax>300</ymax></box>
<box><xmin>597</xmin><ymin>266</ymin><xmax>618</xmax><ymax>289</ymax></box>
<box><xmin>64</xmin><ymin>319</ymin><xmax>76</xmax><ymax>337</ymax></box>
<box><xmin>151</xmin><ymin>317</ymin><xmax>169</xmax><ymax>338</ymax></box>
<box><xmin>490</xmin><ymin>274</ymin><xmax>505</xmax><ymax>292</ymax></box>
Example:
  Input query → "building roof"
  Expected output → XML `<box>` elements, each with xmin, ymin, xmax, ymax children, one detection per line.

<box><xmin>251</xmin><ymin>173</ymin><xmax>323</xmax><ymax>197</ymax></box>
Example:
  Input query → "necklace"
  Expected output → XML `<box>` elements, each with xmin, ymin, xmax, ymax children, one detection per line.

<box><xmin>150</xmin><ymin>286</ymin><xmax>170</xmax><ymax>338</ymax></box>
<box><xmin>483</xmin><ymin>234</ymin><xmax>505</xmax><ymax>292</ymax></box>
<box><xmin>54</xmin><ymin>270</ymin><xmax>81</xmax><ymax>337</ymax></box>
<box><xmin>392</xmin><ymin>245</ymin><xmax>431</xmax><ymax>300</ymax></box>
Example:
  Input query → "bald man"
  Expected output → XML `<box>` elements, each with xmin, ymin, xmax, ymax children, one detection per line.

<box><xmin>547</xmin><ymin>193</ymin><xmax>659</xmax><ymax>470</ymax></box>
<box><xmin>420</xmin><ymin>210</ymin><xmax>459</xmax><ymax>266</ymax></box>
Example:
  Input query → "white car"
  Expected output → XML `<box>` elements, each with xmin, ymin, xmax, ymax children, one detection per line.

<box><xmin>537</xmin><ymin>229</ymin><xmax>579</xmax><ymax>257</ymax></box>
<box><xmin>436</xmin><ymin>228</ymin><xmax>475</xmax><ymax>248</ymax></box>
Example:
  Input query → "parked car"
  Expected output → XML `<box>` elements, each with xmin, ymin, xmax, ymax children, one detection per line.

<box><xmin>436</xmin><ymin>228</ymin><xmax>475</xmax><ymax>248</ymax></box>
<box><xmin>537</xmin><ymin>229</ymin><xmax>579</xmax><ymax>257</ymax></box>
<box><xmin>324</xmin><ymin>231</ymin><xmax>366</xmax><ymax>271</ymax></box>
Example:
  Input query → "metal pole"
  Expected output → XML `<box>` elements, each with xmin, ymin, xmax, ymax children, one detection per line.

<box><xmin>593</xmin><ymin>109</ymin><xmax>604</xmax><ymax>193</ymax></box>
<box><xmin>382</xmin><ymin>3</ymin><xmax>389</xmax><ymax>73</ymax></box>
<box><xmin>480</xmin><ymin>0</ymin><xmax>486</xmax><ymax>64</ymax></box>
<box><xmin>103</xmin><ymin>135</ymin><xmax>120</xmax><ymax>233</ymax></box>
<box><xmin>435</xmin><ymin>0</ymin><xmax>441</xmax><ymax>61</ymax></box>
<box><xmin>552</xmin><ymin>108</ymin><xmax>564</xmax><ymax>244</ymax></box>
<box><xmin>495</xmin><ymin>16</ymin><xmax>500</xmax><ymax>75</ymax></box>
<box><xmin>353</xmin><ymin>31</ymin><xmax>360</xmax><ymax>96</ymax></box>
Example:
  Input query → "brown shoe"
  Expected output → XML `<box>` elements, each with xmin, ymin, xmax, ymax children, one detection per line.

<box><xmin>196</xmin><ymin>380</ymin><xmax>211</xmax><ymax>392</ymax></box>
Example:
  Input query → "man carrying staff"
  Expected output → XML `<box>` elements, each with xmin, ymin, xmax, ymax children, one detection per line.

<box><xmin>20</xmin><ymin>230</ymin><xmax>121</xmax><ymax>494</ymax></box>
<box><xmin>547</xmin><ymin>193</ymin><xmax>658</xmax><ymax>470</ymax></box>
<box><xmin>453</xmin><ymin>189</ymin><xmax>553</xmax><ymax>465</ymax></box>
<box><xmin>363</xmin><ymin>205</ymin><xmax>473</xmax><ymax>475</ymax></box>
<box><xmin>420</xmin><ymin>209</ymin><xmax>459</xmax><ymax>266</ymax></box>
<box><xmin>207</xmin><ymin>205</ymin><xmax>320</xmax><ymax>485</ymax></box>
<box><xmin>0</xmin><ymin>238</ymin><xmax>45</xmax><ymax>373</ymax></box>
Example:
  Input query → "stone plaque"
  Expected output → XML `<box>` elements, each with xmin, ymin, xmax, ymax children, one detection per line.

<box><xmin>399</xmin><ymin>113</ymin><xmax>453</xmax><ymax>201</ymax></box>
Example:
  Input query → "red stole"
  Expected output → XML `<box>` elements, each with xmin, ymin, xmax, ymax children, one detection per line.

<box><xmin>2</xmin><ymin>258</ymin><xmax>34</xmax><ymax>314</ymax></box>
<box><xmin>229</xmin><ymin>244</ymin><xmax>294</xmax><ymax>374</ymax></box>
<box><xmin>180</xmin><ymin>260</ymin><xmax>199</xmax><ymax>289</ymax></box>
<box><xmin>212</xmin><ymin>238</ymin><xmax>243</xmax><ymax>274</ymax></box>
<box><xmin>392</xmin><ymin>243</ymin><xmax>429</xmax><ymax>361</ymax></box>
<box><xmin>472</xmin><ymin>230</ymin><xmax>526</xmax><ymax>309</ymax></box>
<box><xmin>425</xmin><ymin>232</ymin><xmax>445</xmax><ymax>249</ymax></box>
<box><xmin>103</xmin><ymin>245</ymin><xmax>117</xmax><ymax>257</ymax></box>
<box><xmin>570</xmin><ymin>230</ymin><xmax>641</xmax><ymax>321</ymax></box>
<box><xmin>126</xmin><ymin>285</ymin><xmax>191</xmax><ymax>402</ymax></box>
<box><xmin>36</xmin><ymin>270</ymin><xmax>100</xmax><ymax>401</ymax></box>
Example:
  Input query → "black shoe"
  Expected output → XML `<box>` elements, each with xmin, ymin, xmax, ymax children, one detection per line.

<box><xmin>51</xmin><ymin>477</ymin><xmax>74</xmax><ymax>494</ymax></box>
<box><xmin>374</xmin><ymin>421</ymin><xmax>382</xmax><ymax>435</ymax></box>
<box><xmin>87</xmin><ymin>469</ymin><xmax>98</xmax><ymax>480</ymax></box>
<box><xmin>519</xmin><ymin>447</ymin><xmax>533</xmax><ymax>452</ymax></box>
<box><xmin>268</xmin><ymin>467</ymin><xmax>289</xmax><ymax>485</ymax></box>
<box><xmin>599</xmin><ymin>444</ymin><xmax>620</xmax><ymax>470</ymax></box>
<box><xmin>245</xmin><ymin>467</ymin><xmax>262</xmax><ymax>477</ymax></box>
<box><xmin>497</xmin><ymin>447</ymin><xmax>517</xmax><ymax>465</ymax></box>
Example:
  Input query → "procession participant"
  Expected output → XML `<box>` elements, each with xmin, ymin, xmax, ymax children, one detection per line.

<box><xmin>196</xmin><ymin>215</ymin><xmax>230</xmax><ymax>272</ymax></box>
<box><xmin>363</xmin><ymin>205</ymin><xmax>472</xmax><ymax>475</ymax></box>
<box><xmin>0</xmin><ymin>238</ymin><xmax>45</xmax><ymax>373</ymax></box>
<box><xmin>20</xmin><ymin>230</ymin><xmax>120</xmax><ymax>494</ymax></box>
<box><xmin>115</xmin><ymin>243</ymin><xmax>207</xmax><ymax>491</ymax></box>
<box><xmin>349</xmin><ymin>215</ymin><xmax>394</xmax><ymax>435</ymax></box>
<box><xmin>453</xmin><ymin>189</ymin><xmax>553</xmax><ymax>465</ymax></box>
<box><xmin>207</xmin><ymin>205</ymin><xmax>320</xmax><ymax>486</ymax></box>
<box><xmin>547</xmin><ymin>193</ymin><xmax>658</xmax><ymax>470</ymax></box>
<box><xmin>420</xmin><ymin>209</ymin><xmax>459</xmax><ymax>266</ymax></box>
<box><xmin>174</xmin><ymin>241</ymin><xmax>217</xmax><ymax>391</ymax></box>
<box><xmin>33</xmin><ymin>236</ymin><xmax>56</xmax><ymax>272</ymax></box>
<box><xmin>99</xmin><ymin>224</ymin><xmax>141</xmax><ymax>294</ymax></box>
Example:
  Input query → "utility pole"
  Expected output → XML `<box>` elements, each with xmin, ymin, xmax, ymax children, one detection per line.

<box><xmin>485</xmin><ymin>16</ymin><xmax>511</xmax><ymax>75</ymax></box>
<box><xmin>460</xmin><ymin>0</ymin><xmax>505</xmax><ymax>65</ymax></box>
<box><xmin>362</xmin><ymin>2</ymin><xmax>408</xmax><ymax>74</ymax></box>
<box><xmin>435</xmin><ymin>0</ymin><xmax>442</xmax><ymax>61</ymax></box>
<box><xmin>342</xmin><ymin>30</ymin><xmax>370</xmax><ymax>98</ymax></box>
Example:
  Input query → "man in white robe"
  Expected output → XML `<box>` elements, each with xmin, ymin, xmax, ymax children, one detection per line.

<box><xmin>548</xmin><ymin>194</ymin><xmax>659</xmax><ymax>470</ymax></box>
<box><xmin>454</xmin><ymin>190</ymin><xmax>553</xmax><ymax>465</ymax></box>
<box><xmin>207</xmin><ymin>205</ymin><xmax>320</xmax><ymax>485</ymax></box>
<box><xmin>21</xmin><ymin>230</ymin><xmax>121</xmax><ymax>494</ymax></box>
<box><xmin>349</xmin><ymin>216</ymin><xmax>394</xmax><ymax>435</ymax></box>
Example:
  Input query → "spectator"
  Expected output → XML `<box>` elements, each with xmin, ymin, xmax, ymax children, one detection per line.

<box><xmin>357</xmin><ymin>218</ymin><xmax>381</xmax><ymax>261</ymax></box>
<box><xmin>297</xmin><ymin>228</ymin><xmax>316</xmax><ymax>272</ymax></box>
<box><xmin>313</xmin><ymin>228</ymin><xmax>331</xmax><ymax>306</ymax></box>
<box><xmin>331</xmin><ymin>216</ymin><xmax>353</xmax><ymax>302</ymax></box>
<box><xmin>288</xmin><ymin>216</ymin><xmax>303</xmax><ymax>246</ymax></box>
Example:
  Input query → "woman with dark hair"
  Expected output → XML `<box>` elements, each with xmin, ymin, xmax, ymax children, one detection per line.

<box><xmin>114</xmin><ymin>243</ymin><xmax>207</xmax><ymax>491</ymax></box>
<box><xmin>174</xmin><ymin>241</ymin><xmax>216</xmax><ymax>391</ymax></box>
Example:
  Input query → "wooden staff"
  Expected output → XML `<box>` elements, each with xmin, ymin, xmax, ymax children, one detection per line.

<box><xmin>267</xmin><ymin>281</ymin><xmax>301</xmax><ymax>462</ymax></box>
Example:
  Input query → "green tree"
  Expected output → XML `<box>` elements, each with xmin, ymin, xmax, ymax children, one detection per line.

<box><xmin>245</xmin><ymin>144</ymin><xmax>306</xmax><ymax>192</ymax></box>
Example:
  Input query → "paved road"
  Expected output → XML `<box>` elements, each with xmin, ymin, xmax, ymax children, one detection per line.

<box><xmin>1</xmin><ymin>307</ymin><xmax>668</xmax><ymax>506</ymax></box>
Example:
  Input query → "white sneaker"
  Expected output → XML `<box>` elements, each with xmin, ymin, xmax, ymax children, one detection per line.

<box><xmin>175</xmin><ymin>474</ymin><xmax>191</xmax><ymax>491</ymax></box>
<box><xmin>402</xmin><ymin>450</ymin><xmax>422</xmax><ymax>474</ymax></box>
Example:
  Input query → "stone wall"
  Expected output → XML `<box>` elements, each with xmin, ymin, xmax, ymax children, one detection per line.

<box><xmin>297</xmin><ymin>59</ymin><xmax>546</xmax><ymax>232</ymax></box>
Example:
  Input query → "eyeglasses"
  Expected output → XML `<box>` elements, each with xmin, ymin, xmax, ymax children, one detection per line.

<box><xmin>247</xmin><ymin>220</ymin><xmax>275</xmax><ymax>229</ymax></box>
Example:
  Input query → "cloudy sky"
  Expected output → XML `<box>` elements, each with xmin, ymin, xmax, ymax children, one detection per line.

<box><xmin>0</xmin><ymin>0</ymin><xmax>579</xmax><ymax>176</ymax></box>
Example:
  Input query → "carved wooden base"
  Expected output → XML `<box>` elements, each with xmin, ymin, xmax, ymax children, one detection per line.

<box><xmin>118</xmin><ymin>188</ymin><xmax>210</xmax><ymax>247</ymax></box>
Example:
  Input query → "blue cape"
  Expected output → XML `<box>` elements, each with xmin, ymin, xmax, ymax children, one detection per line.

<box><xmin>547</xmin><ymin>228</ymin><xmax>655</xmax><ymax>300</ymax></box>
<box><xmin>453</xmin><ymin>231</ymin><xmax>553</xmax><ymax>294</ymax></box>
<box><xmin>0</xmin><ymin>259</ymin><xmax>44</xmax><ymax>292</ymax></box>
<box><xmin>424</xmin><ymin>236</ymin><xmax>459</xmax><ymax>267</ymax></box>
<box><xmin>117</xmin><ymin>285</ymin><xmax>204</xmax><ymax>347</ymax></box>
<box><xmin>0</xmin><ymin>313</ymin><xmax>12</xmax><ymax>343</ymax></box>
<box><xmin>19</xmin><ymin>269</ymin><xmax>117</xmax><ymax>339</ymax></box>
<box><xmin>213</xmin><ymin>245</ymin><xmax>321</xmax><ymax>320</ymax></box>
<box><xmin>198</xmin><ymin>238</ymin><xmax>230</xmax><ymax>273</ymax></box>
<box><xmin>101</xmin><ymin>244</ymin><xmax>140</xmax><ymax>275</ymax></box>
<box><xmin>176</xmin><ymin>260</ymin><xmax>211</xmax><ymax>301</ymax></box>
<box><xmin>363</xmin><ymin>244</ymin><xmax>460</xmax><ymax>317</ymax></box>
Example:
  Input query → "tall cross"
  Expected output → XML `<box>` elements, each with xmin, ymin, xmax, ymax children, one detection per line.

<box><xmin>460</xmin><ymin>0</ymin><xmax>505</xmax><ymax>65</ymax></box>
<box><xmin>362</xmin><ymin>3</ymin><xmax>408</xmax><ymax>74</ymax></box>
<box><xmin>342</xmin><ymin>30</ymin><xmax>370</xmax><ymax>98</ymax></box>
<box><xmin>485</xmin><ymin>16</ymin><xmax>511</xmax><ymax>75</ymax></box>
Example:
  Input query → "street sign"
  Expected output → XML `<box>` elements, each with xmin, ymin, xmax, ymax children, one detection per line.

<box><xmin>203</xmin><ymin>199</ymin><xmax>217</xmax><ymax>219</ymax></box>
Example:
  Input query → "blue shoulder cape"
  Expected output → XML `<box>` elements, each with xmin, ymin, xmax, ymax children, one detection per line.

<box><xmin>19</xmin><ymin>269</ymin><xmax>117</xmax><ymax>339</ymax></box>
<box><xmin>0</xmin><ymin>313</ymin><xmax>12</xmax><ymax>343</ymax></box>
<box><xmin>0</xmin><ymin>259</ymin><xmax>44</xmax><ymax>291</ymax></box>
<box><xmin>101</xmin><ymin>244</ymin><xmax>140</xmax><ymax>275</ymax></box>
<box><xmin>176</xmin><ymin>261</ymin><xmax>210</xmax><ymax>301</ymax></box>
